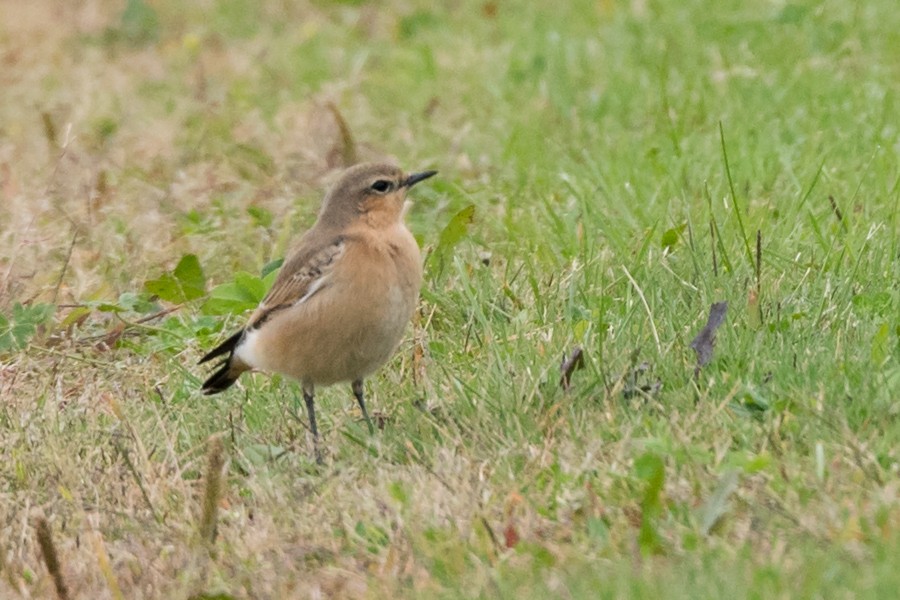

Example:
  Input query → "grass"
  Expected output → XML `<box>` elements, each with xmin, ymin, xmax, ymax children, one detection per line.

<box><xmin>1</xmin><ymin>0</ymin><xmax>899</xmax><ymax>597</ymax></box>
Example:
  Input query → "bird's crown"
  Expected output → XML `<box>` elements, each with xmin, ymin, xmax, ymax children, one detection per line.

<box><xmin>325</xmin><ymin>163</ymin><xmax>407</xmax><ymax>205</ymax></box>
<box><xmin>318</xmin><ymin>163</ymin><xmax>436</xmax><ymax>226</ymax></box>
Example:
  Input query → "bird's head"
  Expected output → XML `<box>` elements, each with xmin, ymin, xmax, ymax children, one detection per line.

<box><xmin>320</xmin><ymin>163</ymin><xmax>437</xmax><ymax>228</ymax></box>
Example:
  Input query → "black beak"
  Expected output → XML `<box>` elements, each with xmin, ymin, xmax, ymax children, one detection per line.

<box><xmin>403</xmin><ymin>170</ymin><xmax>438</xmax><ymax>188</ymax></box>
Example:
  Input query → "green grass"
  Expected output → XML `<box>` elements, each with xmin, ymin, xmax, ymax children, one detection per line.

<box><xmin>1</xmin><ymin>0</ymin><xmax>899</xmax><ymax>597</ymax></box>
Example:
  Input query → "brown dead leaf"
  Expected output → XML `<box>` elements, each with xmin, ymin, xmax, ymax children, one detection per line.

<box><xmin>690</xmin><ymin>301</ymin><xmax>728</xmax><ymax>377</ymax></box>
<box><xmin>98</xmin><ymin>323</ymin><xmax>126</xmax><ymax>350</ymax></box>
<box><xmin>559</xmin><ymin>346</ymin><xmax>585</xmax><ymax>391</ymax></box>
<box><xmin>503</xmin><ymin>522</ymin><xmax>520</xmax><ymax>549</ymax></box>
<box><xmin>324</xmin><ymin>102</ymin><xmax>358</xmax><ymax>169</ymax></box>
<box><xmin>370</xmin><ymin>410</ymin><xmax>390</xmax><ymax>431</ymax></box>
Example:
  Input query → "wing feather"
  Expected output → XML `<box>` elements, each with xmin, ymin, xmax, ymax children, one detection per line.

<box><xmin>247</xmin><ymin>237</ymin><xmax>345</xmax><ymax>329</ymax></box>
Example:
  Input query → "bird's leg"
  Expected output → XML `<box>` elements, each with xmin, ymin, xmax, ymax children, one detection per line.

<box><xmin>302</xmin><ymin>383</ymin><xmax>323</xmax><ymax>464</ymax></box>
<box><xmin>351</xmin><ymin>379</ymin><xmax>375</xmax><ymax>434</ymax></box>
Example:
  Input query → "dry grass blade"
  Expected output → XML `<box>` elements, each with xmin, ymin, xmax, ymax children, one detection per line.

<box><xmin>52</xmin><ymin>228</ymin><xmax>77</xmax><ymax>304</ymax></box>
<box><xmin>36</xmin><ymin>518</ymin><xmax>69</xmax><ymax>600</ymax></box>
<box><xmin>1</xmin><ymin>1</ymin><xmax>898</xmax><ymax>596</ymax></box>
<box><xmin>326</xmin><ymin>102</ymin><xmax>358</xmax><ymax>168</ymax></box>
<box><xmin>199</xmin><ymin>435</ymin><xmax>226</xmax><ymax>545</ymax></box>
<box><xmin>699</xmin><ymin>470</ymin><xmax>740</xmax><ymax>535</ymax></box>
<box><xmin>755</xmin><ymin>229</ymin><xmax>762</xmax><ymax>294</ymax></box>
<box><xmin>828</xmin><ymin>194</ymin><xmax>844</xmax><ymax>222</ymax></box>
<box><xmin>40</xmin><ymin>111</ymin><xmax>57</xmax><ymax>146</ymax></box>
<box><xmin>0</xmin><ymin>539</ymin><xmax>23</xmax><ymax>595</ymax></box>
<box><xmin>91</xmin><ymin>532</ymin><xmax>124</xmax><ymax>600</ymax></box>
<box><xmin>114</xmin><ymin>439</ymin><xmax>161</xmax><ymax>523</ymax></box>
<box><xmin>690</xmin><ymin>302</ymin><xmax>728</xmax><ymax>377</ymax></box>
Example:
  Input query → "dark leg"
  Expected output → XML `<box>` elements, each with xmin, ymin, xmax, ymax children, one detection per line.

<box><xmin>303</xmin><ymin>383</ymin><xmax>323</xmax><ymax>464</ymax></box>
<box><xmin>351</xmin><ymin>379</ymin><xmax>375</xmax><ymax>434</ymax></box>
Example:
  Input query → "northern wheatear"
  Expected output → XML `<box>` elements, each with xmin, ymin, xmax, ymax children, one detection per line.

<box><xmin>199</xmin><ymin>163</ymin><xmax>436</xmax><ymax>461</ymax></box>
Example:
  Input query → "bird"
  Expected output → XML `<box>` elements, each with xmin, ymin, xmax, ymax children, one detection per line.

<box><xmin>198</xmin><ymin>162</ymin><xmax>436</xmax><ymax>462</ymax></box>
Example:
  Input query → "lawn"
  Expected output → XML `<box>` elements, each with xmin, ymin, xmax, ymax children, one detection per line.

<box><xmin>1</xmin><ymin>0</ymin><xmax>899</xmax><ymax>598</ymax></box>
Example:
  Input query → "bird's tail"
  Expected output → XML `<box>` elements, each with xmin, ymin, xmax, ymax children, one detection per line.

<box><xmin>201</xmin><ymin>360</ymin><xmax>243</xmax><ymax>394</ymax></box>
<box><xmin>199</xmin><ymin>330</ymin><xmax>248</xmax><ymax>395</ymax></box>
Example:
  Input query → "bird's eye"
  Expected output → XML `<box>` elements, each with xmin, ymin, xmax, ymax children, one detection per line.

<box><xmin>370</xmin><ymin>180</ymin><xmax>392</xmax><ymax>193</ymax></box>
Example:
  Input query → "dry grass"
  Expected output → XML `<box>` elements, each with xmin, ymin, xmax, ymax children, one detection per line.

<box><xmin>2</xmin><ymin>0</ymin><xmax>900</xmax><ymax>598</ymax></box>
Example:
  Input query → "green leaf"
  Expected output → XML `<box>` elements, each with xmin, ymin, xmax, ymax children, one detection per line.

<box><xmin>144</xmin><ymin>273</ymin><xmax>182</xmax><ymax>303</ymax></box>
<box><xmin>202</xmin><ymin>287</ymin><xmax>253</xmax><ymax>315</ymax></box>
<box><xmin>201</xmin><ymin>271</ymin><xmax>271</xmax><ymax>316</ymax></box>
<box><xmin>117</xmin><ymin>292</ymin><xmax>159</xmax><ymax>314</ymax></box>
<box><xmin>59</xmin><ymin>306</ymin><xmax>92</xmax><ymax>329</ymax></box>
<box><xmin>247</xmin><ymin>206</ymin><xmax>274</xmax><ymax>229</ymax></box>
<box><xmin>0</xmin><ymin>303</ymin><xmax>56</xmax><ymax>352</ymax></box>
<box><xmin>144</xmin><ymin>254</ymin><xmax>206</xmax><ymax>304</ymax></box>
<box><xmin>233</xmin><ymin>271</ymin><xmax>267</xmax><ymax>301</ymax></box>
<box><xmin>261</xmin><ymin>257</ymin><xmax>284</xmax><ymax>278</ymax></box>
<box><xmin>18</xmin><ymin>303</ymin><xmax>56</xmax><ymax>326</ymax></box>
<box><xmin>262</xmin><ymin>267</ymin><xmax>278</xmax><ymax>290</ymax></box>
<box><xmin>635</xmin><ymin>452</ymin><xmax>665</xmax><ymax>513</ymax></box>
<box><xmin>736</xmin><ymin>386</ymin><xmax>770</xmax><ymax>414</ymax></box>
<box><xmin>634</xmin><ymin>452</ymin><xmax>665</xmax><ymax>555</ymax></box>
<box><xmin>429</xmin><ymin>204</ymin><xmax>475</xmax><ymax>277</ymax></box>
<box><xmin>871</xmin><ymin>322</ymin><xmax>890</xmax><ymax>367</ymax></box>
<box><xmin>660</xmin><ymin>223</ymin><xmax>686</xmax><ymax>251</ymax></box>
<box><xmin>173</xmin><ymin>254</ymin><xmax>206</xmax><ymax>300</ymax></box>
<box><xmin>208</xmin><ymin>282</ymin><xmax>253</xmax><ymax>304</ymax></box>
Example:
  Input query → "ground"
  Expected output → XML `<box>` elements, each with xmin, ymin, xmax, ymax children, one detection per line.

<box><xmin>1</xmin><ymin>0</ymin><xmax>899</xmax><ymax>598</ymax></box>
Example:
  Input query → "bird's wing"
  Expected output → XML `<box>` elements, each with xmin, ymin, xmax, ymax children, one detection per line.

<box><xmin>247</xmin><ymin>236</ymin><xmax>345</xmax><ymax>330</ymax></box>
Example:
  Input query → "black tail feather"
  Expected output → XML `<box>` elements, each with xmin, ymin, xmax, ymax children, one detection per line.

<box><xmin>201</xmin><ymin>359</ymin><xmax>240</xmax><ymax>395</ymax></box>
<box><xmin>198</xmin><ymin>330</ymin><xmax>243</xmax><ymax>365</ymax></box>
<box><xmin>199</xmin><ymin>330</ymin><xmax>245</xmax><ymax>394</ymax></box>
